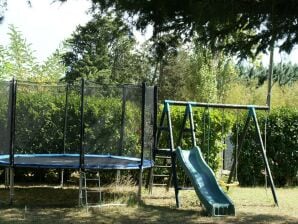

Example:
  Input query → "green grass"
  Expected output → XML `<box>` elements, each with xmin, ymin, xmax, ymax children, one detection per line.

<box><xmin>0</xmin><ymin>184</ymin><xmax>297</xmax><ymax>223</ymax></box>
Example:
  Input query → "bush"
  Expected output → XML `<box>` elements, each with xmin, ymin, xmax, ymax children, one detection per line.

<box><xmin>158</xmin><ymin>105</ymin><xmax>234</xmax><ymax>172</ymax></box>
<box><xmin>8</xmin><ymin>84</ymin><xmax>143</xmax><ymax>183</ymax></box>
<box><xmin>232</xmin><ymin>107</ymin><xmax>298</xmax><ymax>186</ymax></box>
<box><xmin>14</xmin><ymin>87</ymin><xmax>141</xmax><ymax>156</ymax></box>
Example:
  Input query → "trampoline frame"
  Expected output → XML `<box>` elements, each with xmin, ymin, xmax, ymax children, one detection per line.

<box><xmin>0</xmin><ymin>79</ymin><xmax>158</xmax><ymax>204</ymax></box>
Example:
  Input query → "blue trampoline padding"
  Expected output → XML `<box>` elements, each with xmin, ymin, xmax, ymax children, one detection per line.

<box><xmin>0</xmin><ymin>154</ymin><xmax>153</xmax><ymax>169</ymax></box>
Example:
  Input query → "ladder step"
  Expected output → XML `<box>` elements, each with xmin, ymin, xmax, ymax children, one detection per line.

<box><xmin>155</xmin><ymin>155</ymin><xmax>171</xmax><ymax>159</ymax></box>
<box><xmin>153</xmin><ymin>174</ymin><xmax>170</xmax><ymax>177</ymax></box>
<box><xmin>157</xmin><ymin>148</ymin><xmax>171</xmax><ymax>151</ymax></box>
<box><xmin>86</xmin><ymin>178</ymin><xmax>100</xmax><ymax>181</ymax></box>
<box><xmin>152</xmin><ymin>183</ymin><xmax>168</xmax><ymax>186</ymax></box>
<box><xmin>183</xmin><ymin>128</ymin><xmax>194</xmax><ymax>132</ymax></box>
<box><xmin>154</xmin><ymin>165</ymin><xmax>171</xmax><ymax>168</ymax></box>
<box><xmin>85</xmin><ymin>190</ymin><xmax>101</xmax><ymax>193</ymax></box>
<box><xmin>155</xmin><ymin>149</ymin><xmax>172</xmax><ymax>156</ymax></box>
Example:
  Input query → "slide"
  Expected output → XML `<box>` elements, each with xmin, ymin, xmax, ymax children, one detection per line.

<box><xmin>176</xmin><ymin>146</ymin><xmax>235</xmax><ymax>216</ymax></box>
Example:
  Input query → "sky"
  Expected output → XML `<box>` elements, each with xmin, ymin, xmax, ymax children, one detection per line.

<box><xmin>0</xmin><ymin>0</ymin><xmax>92</xmax><ymax>62</ymax></box>
<box><xmin>0</xmin><ymin>0</ymin><xmax>297</xmax><ymax>65</ymax></box>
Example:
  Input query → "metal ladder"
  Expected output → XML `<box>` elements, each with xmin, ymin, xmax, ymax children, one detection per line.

<box><xmin>79</xmin><ymin>170</ymin><xmax>102</xmax><ymax>211</ymax></box>
<box><xmin>150</xmin><ymin>152</ymin><xmax>172</xmax><ymax>191</ymax></box>
<box><xmin>149</xmin><ymin>102</ymin><xmax>174</xmax><ymax>192</ymax></box>
<box><xmin>149</xmin><ymin>102</ymin><xmax>196</xmax><ymax>207</ymax></box>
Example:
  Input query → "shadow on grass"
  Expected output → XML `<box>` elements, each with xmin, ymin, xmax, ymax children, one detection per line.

<box><xmin>0</xmin><ymin>187</ymin><xmax>297</xmax><ymax>223</ymax></box>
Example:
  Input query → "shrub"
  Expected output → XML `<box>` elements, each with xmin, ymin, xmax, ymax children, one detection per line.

<box><xmin>232</xmin><ymin>107</ymin><xmax>298</xmax><ymax>186</ymax></box>
<box><xmin>158</xmin><ymin>105</ymin><xmax>234</xmax><ymax>172</ymax></box>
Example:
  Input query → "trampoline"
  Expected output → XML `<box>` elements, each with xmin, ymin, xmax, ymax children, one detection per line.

<box><xmin>0</xmin><ymin>79</ymin><xmax>157</xmax><ymax>203</ymax></box>
<box><xmin>0</xmin><ymin>154</ymin><xmax>153</xmax><ymax>169</ymax></box>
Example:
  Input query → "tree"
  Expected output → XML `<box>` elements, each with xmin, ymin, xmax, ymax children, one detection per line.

<box><xmin>1</xmin><ymin>24</ymin><xmax>37</xmax><ymax>80</ymax></box>
<box><xmin>157</xmin><ymin>49</ymin><xmax>189</xmax><ymax>100</ymax></box>
<box><xmin>62</xmin><ymin>12</ymin><xmax>148</xmax><ymax>83</ymax></box>
<box><xmin>91</xmin><ymin>0</ymin><xmax>298</xmax><ymax>59</ymax></box>
<box><xmin>30</xmin><ymin>49</ymin><xmax>66</xmax><ymax>82</ymax></box>
<box><xmin>0</xmin><ymin>24</ymin><xmax>65</xmax><ymax>82</ymax></box>
<box><xmin>239</xmin><ymin>62</ymin><xmax>298</xmax><ymax>87</ymax></box>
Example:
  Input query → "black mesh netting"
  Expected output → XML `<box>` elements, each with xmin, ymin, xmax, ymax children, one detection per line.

<box><xmin>5</xmin><ymin>80</ymin><xmax>154</xmax><ymax>167</ymax></box>
<box><xmin>0</xmin><ymin>81</ymin><xmax>12</xmax><ymax>155</ymax></box>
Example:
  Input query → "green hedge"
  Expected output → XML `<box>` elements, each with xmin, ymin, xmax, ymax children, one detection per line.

<box><xmin>158</xmin><ymin>105</ymin><xmax>297</xmax><ymax>187</ymax></box>
<box><xmin>2</xmin><ymin>88</ymin><xmax>297</xmax><ymax>187</ymax></box>
<box><xmin>14</xmin><ymin>89</ymin><xmax>141</xmax><ymax>156</ymax></box>
<box><xmin>232</xmin><ymin>107</ymin><xmax>298</xmax><ymax>187</ymax></box>
<box><xmin>2</xmin><ymin>87</ymin><xmax>142</xmax><ymax>183</ymax></box>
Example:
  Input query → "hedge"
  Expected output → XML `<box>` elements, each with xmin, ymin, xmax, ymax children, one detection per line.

<box><xmin>231</xmin><ymin>107</ymin><xmax>298</xmax><ymax>187</ymax></box>
<box><xmin>0</xmin><ymin>86</ymin><xmax>143</xmax><ymax>183</ymax></box>
<box><xmin>1</xmin><ymin>87</ymin><xmax>296</xmax><ymax>187</ymax></box>
<box><xmin>158</xmin><ymin>105</ymin><xmax>297</xmax><ymax>187</ymax></box>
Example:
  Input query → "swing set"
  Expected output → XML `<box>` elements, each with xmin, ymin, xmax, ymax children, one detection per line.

<box><xmin>150</xmin><ymin>100</ymin><xmax>278</xmax><ymax>216</ymax></box>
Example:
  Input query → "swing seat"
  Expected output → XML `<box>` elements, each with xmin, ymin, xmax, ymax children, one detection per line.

<box><xmin>219</xmin><ymin>180</ymin><xmax>239</xmax><ymax>187</ymax></box>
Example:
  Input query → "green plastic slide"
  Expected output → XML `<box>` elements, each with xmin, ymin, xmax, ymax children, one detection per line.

<box><xmin>176</xmin><ymin>146</ymin><xmax>235</xmax><ymax>216</ymax></box>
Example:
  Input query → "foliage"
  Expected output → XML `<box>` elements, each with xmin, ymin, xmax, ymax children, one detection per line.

<box><xmin>158</xmin><ymin>105</ymin><xmax>234</xmax><ymax>172</ymax></box>
<box><xmin>238</xmin><ymin>62</ymin><xmax>298</xmax><ymax>87</ymax></box>
<box><xmin>186</xmin><ymin>46</ymin><xmax>218</xmax><ymax>102</ymax></box>
<box><xmin>155</xmin><ymin>45</ymin><xmax>237</xmax><ymax>103</ymax></box>
<box><xmin>92</xmin><ymin>0</ymin><xmax>298</xmax><ymax>59</ymax></box>
<box><xmin>224</xmin><ymin>80</ymin><xmax>298</xmax><ymax>108</ymax></box>
<box><xmin>0</xmin><ymin>24</ymin><xmax>65</xmax><ymax>82</ymax></box>
<box><xmin>156</xmin><ymin>49</ymin><xmax>189</xmax><ymax>100</ymax></box>
<box><xmin>14</xmin><ymin>85</ymin><xmax>142</xmax><ymax>157</ymax></box>
<box><xmin>232</xmin><ymin>107</ymin><xmax>298</xmax><ymax>186</ymax></box>
<box><xmin>0</xmin><ymin>25</ymin><xmax>37</xmax><ymax>80</ymax></box>
<box><xmin>62</xmin><ymin>12</ymin><xmax>147</xmax><ymax>84</ymax></box>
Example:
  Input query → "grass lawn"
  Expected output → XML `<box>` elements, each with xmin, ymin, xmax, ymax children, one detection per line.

<box><xmin>0</xmin><ymin>184</ymin><xmax>297</xmax><ymax>223</ymax></box>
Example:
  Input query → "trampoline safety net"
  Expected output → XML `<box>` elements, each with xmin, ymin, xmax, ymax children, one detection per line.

<box><xmin>0</xmin><ymin>80</ymin><xmax>155</xmax><ymax>169</ymax></box>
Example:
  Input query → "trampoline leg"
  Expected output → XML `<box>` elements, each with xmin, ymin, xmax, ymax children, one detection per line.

<box><xmin>138</xmin><ymin>168</ymin><xmax>143</xmax><ymax>202</ymax></box>
<box><xmin>5</xmin><ymin>168</ymin><xmax>9</xmax><ymax>188</ymax></box>
<box><xmin>79</xmin><ymin>169</ymin><xmax>83</xmax><ymax>207</ymax></box>
<box><xmin>60</xmin><ymin>169</ymin><xmax>64</xmax><ymax>188</ymax></box>
<box><xmin>9</xmin><ymin>167</ymin><xmax>14</xmax><ymax>205</ymax></box>
<box><xmin>148</xmin><ymin>168</ymin><xmax>153</xmax><ymax>194</ymax></box>
<box><xmin>116</xmin><ymin>170</ymin><xmax>121</xmax><ymax>186</ymax></box>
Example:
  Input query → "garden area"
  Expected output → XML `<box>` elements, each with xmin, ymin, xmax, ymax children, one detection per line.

<box><xmin>0</xmin><ymin>0</ymin><xmax>298</xmax><ymax>223</ymax></box>
<box><xmin>0</xmin><ymin>184</ymin><xmax>297</xmax><ymax>223</ymax></box>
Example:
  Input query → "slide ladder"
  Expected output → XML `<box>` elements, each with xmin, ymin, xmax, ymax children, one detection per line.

<box><xmin>149</xmin><ymin>102</ymin><xmax>175</xmax><ymax>192</ymax></box>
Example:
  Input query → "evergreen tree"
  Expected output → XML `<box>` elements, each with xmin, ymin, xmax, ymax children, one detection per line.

<box><xmin>62</xmin><ymin>12</ymin><xmax>147</xmax><ymax>84</ymax></box>
<box><xmin>0</xmin><ymin>24</ymin><xmax>66</xmax><ymax>82</ymax></box>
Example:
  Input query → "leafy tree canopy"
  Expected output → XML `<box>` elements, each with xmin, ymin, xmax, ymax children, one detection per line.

<box><xmin>62</xmin><ymin>12</ymin><xmax>151</xmax><ymax>83</ymax></box>
<box><xmin>89</xmin><ymin>0</ymin><xmax>298</xmax><ymax>59</ymax></box>
<box><xmin>0</xmin><ymin>24</ymin><xmax>65</xmax><ymax>82</ymax></box>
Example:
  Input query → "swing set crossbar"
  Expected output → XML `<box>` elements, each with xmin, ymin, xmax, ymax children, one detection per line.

<box><xmin>164</xmin><ymin>100</ymin><xmax>269</xmax><ymax>111</ymax></box>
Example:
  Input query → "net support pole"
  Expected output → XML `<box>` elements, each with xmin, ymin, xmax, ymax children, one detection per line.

<box><xmin>61</xmin><ymin>83</ymin><xmax>69</xmax><ymax>188</ymax></box>
<box><xmin>250</xmin><ymin>108</ymin><xmax>278</xmax><ymax>206</ymax></box>
<box><xmin>9</xmin><ymin>78</ymin><xmax>16</xmax><ymax>168</ymax></box>
<box><xmin>119</xmin><ymin>85</ymin><xmax>127</xmax><ymax>155</ymax></box>
<box><xmin>8</xmin><ymin>78</ymin><xmax>16</xmax><ymax>204</ymax></box>
<box><xmin>79</xmin><ymin>79</ymin><xmax>85</xmax><ymax>169</ymax></box>
<box><xmin>148</xmin><ymin>85</ymin><xmax>158</xmax><ymax>194</ymax></box>
<box><xmin>138</xmin><ymin>82</ymin><xmax>146</xmax><ymax>201</ymax></box>
<box><xmin>153</xmin><ymin>85</ymin><xmax>158</xmax><ymax>159</ymax></box>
